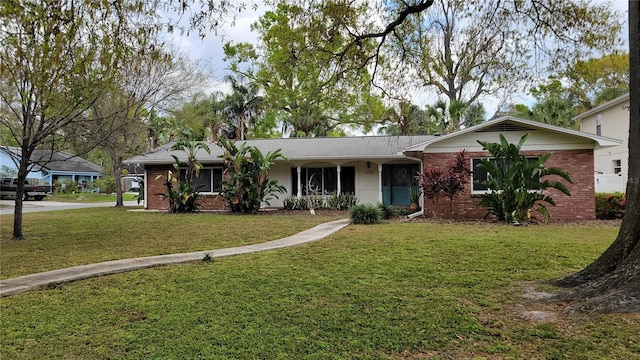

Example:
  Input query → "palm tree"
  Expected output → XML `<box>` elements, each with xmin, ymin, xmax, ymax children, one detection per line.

<box><xmin>425</xmin><ymin>100</ymin><xmax>485</xmax><ymax>133</ymax></box>
<box><xmin>223</xmin><ymin>74</ymin><xmax>263</xmax><ymax>140</ymax></box>
<box><xmin>379</xmin><ymin>101</ymin><xmax>436</xmax><ymax>135</ymax></box>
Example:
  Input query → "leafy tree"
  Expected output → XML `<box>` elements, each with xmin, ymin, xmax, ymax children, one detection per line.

<box><xmin>524</xmin><ymin>52</ymin><xmax>629</xmax><ymax>128</ymax></box>
<box><xmin>476</xmin><ymin>134</ymin><xmax>573</xmax><ymax>224</ymax></box>
<box><xmin>551</xmin><ymin>52</ymin><xmax>629</xmax><ymax>112</ymax></box>
<box><xmin>392</xmin><ymin>0</ymin><xmax>622</xmax><ymax>129</ymax></box>
<box><xmin>218</xmin><ymin>137</ymin><xmax>286</xmax><ymax>213</ymax></box>
<box><xmin>0</xmin><ymin>0</ymin><xmax>157</xmax><ymax>239</ymax></box>
<box><xmin>223</xmin><ymin>2</ymin><xmax>384</xmax><ymax>137</ymax></box>
<box><xmin>74</xmin><ymin>47</ymin><xmax>208</xmax><ymax>207</ymax></box>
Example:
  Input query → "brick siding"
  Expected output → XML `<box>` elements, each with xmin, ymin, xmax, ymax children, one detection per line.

<box><xmin>145</xmin><ymin>166</ymin><xmax>226</xmax><ymax>211</ymax></box>
<box><xmin>421</xmin><ymin>149</ymin><xmax>595</xmax><ymax>221</ymax></box>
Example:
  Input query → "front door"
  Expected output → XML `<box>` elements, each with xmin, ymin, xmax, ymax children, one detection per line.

<box><xmin>382</xmin><ymin>164</ymin><xmax>419</xmax><ymax>206</ymax></box>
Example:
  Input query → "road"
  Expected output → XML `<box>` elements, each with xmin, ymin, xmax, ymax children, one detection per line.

<box><xmin>0</xmin><ymin>200</ymin><xmax>141</xmax><ymax>215</ymax></box>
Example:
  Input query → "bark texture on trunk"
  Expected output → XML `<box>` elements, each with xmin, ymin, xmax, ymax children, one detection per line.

<box><xmin>550</xmin><ymin>1</ymin><xmax>640</xmax><ymax>314</ymax></box>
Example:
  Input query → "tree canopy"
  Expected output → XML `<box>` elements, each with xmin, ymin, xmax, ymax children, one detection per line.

<box><xmin>223</xmin><ymin>2</ymin><xmax>386</xmax><ymax>137</ymax></box>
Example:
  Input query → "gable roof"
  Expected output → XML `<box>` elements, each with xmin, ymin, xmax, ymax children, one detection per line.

<box><xmin>125</xmin><ymin>135</ymin><xmax>436</xmax><ymax>165</ymax></box>
<box><xmin>572</xmin><ymin>93</ymin><xmax>630</xmax><ymax>122</ymax></box>
<box><xmin>404</xmin><ymin>116</ymin><xmax>622</xmax><ymax>152</ymax></box>
<box><xmin>1</xmin><ymin>147</ymin><xmax>103</xmax><ymax>174</ymax></box>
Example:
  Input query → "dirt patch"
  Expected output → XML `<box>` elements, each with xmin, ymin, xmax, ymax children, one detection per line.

<box><xmin>513</xmin><ymin>281</ymin><xmax>562</xmax><ymax>324</ymax></box>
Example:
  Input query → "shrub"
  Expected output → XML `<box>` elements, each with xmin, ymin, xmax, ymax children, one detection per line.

<box><xmin>60</xmin><ymin>179</ymin><xmax>78</xmax><ymax>194</ymax></box>
<box><xmin>306</xmin><ymin>194</ymin><xmax>325</xmax><ymax>209</ymax></box>
<box><xmin>93</xmin><ymin>176</ymin><xmax>116</xmax><ymax>194</ymax></box>
<box><xmin>350</xmin><ymin>204</ymin><xmax>382</xmax><ymax>224</ymax></box>
<box><xmin>377</xmin><ymin>202</ymin><xmax>396</xmax><ymax>219</ymax></box>
<box><xmin>595</xmin><ymin>192</ymin><xmax>626</xmax><ymax>219</ymax></box>
<box><xmin>283</xmin><ymin>196</ymin><xmax>309</xmax><ymax>210</ymax></box>
<box><xmin>326</xmin><ymin>192</ymin><xmax>358</xmax><ymax>210</ymax></box>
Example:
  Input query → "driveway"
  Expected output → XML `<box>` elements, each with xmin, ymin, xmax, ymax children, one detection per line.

<box><xmin>0</xmin><ymin>200</ymin><xmax>140</xmax><ymax>215</ymax></box>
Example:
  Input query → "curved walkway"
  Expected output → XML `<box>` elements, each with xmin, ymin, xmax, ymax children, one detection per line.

<box><xmin>0</xmin><ymin>218</ymin><xmax>351</xmax><ymax>297</ymax></box>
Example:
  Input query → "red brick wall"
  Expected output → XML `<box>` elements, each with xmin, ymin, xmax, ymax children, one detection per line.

<box><xmin>145</xmin><ymin>166</ymin><xmax>226</xmax><ymax>211</ymax></box>
<box><xmin>421</xmin><ymin>149</ymin><xmax>595</xmax><ymax>221</ymax></box>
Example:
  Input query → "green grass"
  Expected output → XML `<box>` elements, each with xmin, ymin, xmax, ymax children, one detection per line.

<box><xmin>0</xmin><ymin>208</ymin><xmax>346</xmax><ymax>278</ymax></box>
<box><xmin>45</xmin><ymin>192</ymin><xmax>139</xmax><ymax>202</ymax></box>
<box><xmin>1</xmin><ymin>218</ymin><xmax>637</xmax><ymax>359</ymax></box>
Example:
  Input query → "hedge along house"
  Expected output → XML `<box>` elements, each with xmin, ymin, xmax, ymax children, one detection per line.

<box><xmin>125</xmin><ymin>117</ymin><xmax>620</xmax><ymax>219</ymax></box>
<box><xmin>404</xmin><ymin>117</ymin><xmax>622</xmax><ymax>221</ymax></box>
<box><xmin>124</xmin><ymin>135</ymin><xmax>435</xmax><ymax>211</ymax></box>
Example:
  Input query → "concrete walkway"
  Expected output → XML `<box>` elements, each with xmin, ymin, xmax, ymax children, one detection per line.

<box><xmin>0</xmin><ymin>218</ymin><xmax>351</xmax><ymax>297</ymax></box>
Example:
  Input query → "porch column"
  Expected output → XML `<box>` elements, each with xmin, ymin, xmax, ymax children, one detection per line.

<box><xmin>296</xmin><ymin>166</ymin><xmax>302</xmax><ymax>198</ymax></box>
<box><xmin>378</xmin><ymin>163</ymin><xmax>383</xmax><ymax>203</ymax></box>
<box><xmin>336</xmin><ymin>165</ymin><xmax>342</xmax><ymax>195</ymax></box>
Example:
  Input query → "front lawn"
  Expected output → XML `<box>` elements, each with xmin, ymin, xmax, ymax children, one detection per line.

<box><xmin>1</xmin><ymin>217</ymin><xmax>636</xmax><ymax>359</ymax></box>
<box><xmin>0</xmin><ymin>208</ymin><xmax>345</xmax><ymax>278</ymax></box>
<box><xmin>45</xmin><ymin>192</ymin><xmax>139</xmax><ymax>203</ymax></box>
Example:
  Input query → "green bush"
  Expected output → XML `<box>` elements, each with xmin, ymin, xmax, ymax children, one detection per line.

<box><xmin>283</xmin><ymin>196</ymin><xmax>309</xmax><ymax>210</ymax></box>
<box><xmin>326</xmin><ymin>192</ymin><xmax>358</xmax><ymax>210</ymax></box>
<box><xmin>60</xmin><ymin>179</ymin><xmax>78</xmax><ymax>194</ymax></box>
<box><xmin>377</xmin><ymin>202</ymin><xmax>396</xmax><ymax>219</ymax></box>
<box><xmin>283</xmin><ymin>193</ymin><xmax>358</xmax><ymax>211</ymax></box>
<box><xmin>349</xmin><ymin>204</ymin><xmax>382</xmax><ymax>224</ymax></box>
<box><xmin>93</xmin><ymin>176</ymin><xmax>116</xmax><ymax>194</ymax></box>
<box><xmin>595</xmin><ymin>192</ymin><xmax>626</xmax><ymax>219</ymax></box>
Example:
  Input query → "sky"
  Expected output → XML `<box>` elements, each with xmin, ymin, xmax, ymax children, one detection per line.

<box><xmin>165</xmin><ymin>0</ymin><xmax>630</xmax><ymax>126</ymax></box>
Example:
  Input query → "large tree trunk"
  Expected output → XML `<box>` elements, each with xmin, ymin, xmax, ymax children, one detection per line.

<box><xmin>550</xmin><ymin>1</ymin><xmax>640</xmax><ymax>313</ymax></box>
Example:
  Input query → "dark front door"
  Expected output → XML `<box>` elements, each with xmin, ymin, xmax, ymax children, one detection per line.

<box><xmin>382</xmin><ymin>164</ymin><xmax>419</xmax><ymax>206</ymax></box>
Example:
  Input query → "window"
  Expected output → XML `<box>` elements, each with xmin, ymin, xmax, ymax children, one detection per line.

<box><xmin>596</xmin><ymin>114</ymin><xmax>602</xmax><ymax>136</ymax></box>
<box><xmin>613</xmin><ymin>159</ymin><xmax>622</xmax><ymax>174</ymax></box>
<box><xmin>291</xmin><ymin>167</ymin><xmax>355</xmax><ymax>195</ymax></box>
<box><xmin>179</xmin><ymin>168</ymin><xmax>223</xmax><ymax>193</ymax></box>
<box><xmin>472</xmin><ymin>159</ymin><xmax>489</xmax><ymax>192</ymax></box>
<box><xmin>472</xmin><ymin>157</ymin><xmax>540</xmax><ymax>193</ymax></box>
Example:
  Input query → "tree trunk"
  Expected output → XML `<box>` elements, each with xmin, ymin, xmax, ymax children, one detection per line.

<box><xmin>550</xmin><ymin>0</ymin><xmax>640</xmax><ymax>313</ymax></box>
<box><xmin>12</xmin><ymin>146</ymin><xmax>33</xmax><ymax>240</ymax></box>
<box><xmin>112</xmin><ymin>152</ymin><xmax>124</xmax><ymax>207</ymax></box>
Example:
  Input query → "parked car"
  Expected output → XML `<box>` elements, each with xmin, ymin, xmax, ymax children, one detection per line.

<box><xmin>0</xmin><ymin>177</ymin><xmax>51</xmax><ymax>201</ymax></box>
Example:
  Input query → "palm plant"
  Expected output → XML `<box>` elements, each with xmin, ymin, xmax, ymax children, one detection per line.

<box><xmin>223</xmin><ymin>74</ymin><xmax>263</xmax><ymax>140</ymax></box>
<box><xmin>476</xmin><ymin>133</ymin><xmax>573</xmax><ymax>224</ymax></box>
<box><xmin>218</xmin><ymin>137</ymin><xmax>287</xmax><ymax>213</ymax></box>
<box><xmin>156</xmin><ymin>139</ymin><xmax>211</xmax><ymax>213</ymax></box>
<box><xmin>380</xmin><ymin>101</ymin><xmax>437</xmax><ymax>135</ymax></box>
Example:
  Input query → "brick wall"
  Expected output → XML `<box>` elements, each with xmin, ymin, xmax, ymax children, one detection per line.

<box><xmin>421</xmin><ymin>149</ymin><xmax>595</xmax><ymax>221</ymax></box>
<box><xmin>145</xmin><ymin>166</ymin><xmax>226</xmax><ymax>211</ymax></box>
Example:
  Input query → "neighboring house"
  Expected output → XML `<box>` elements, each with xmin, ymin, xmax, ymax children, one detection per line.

<box><xmin>574</xmin><ymin>93</ymin><xmax>630</xmax><ymax>193</ymax></box>
<box><xmin>0</xmin><ymin>147</ymin><xmax>103</xmax><ymax>189</ymax></box>
<box><xmin>125</xmin><ymin>117</ymin><xmax>621</xmax><ymax>221</ymax></box>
